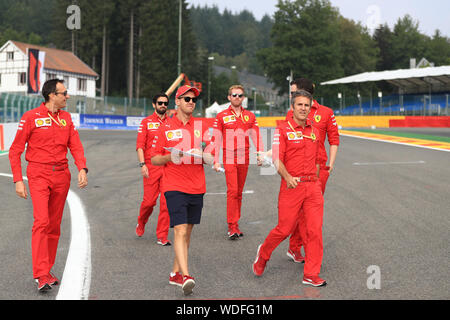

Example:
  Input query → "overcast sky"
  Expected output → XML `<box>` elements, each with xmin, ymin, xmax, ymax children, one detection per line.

<box><xmin>186</xmin><ymin>0</ymin><xmax>449</xmax><ymax>36</ymax></box>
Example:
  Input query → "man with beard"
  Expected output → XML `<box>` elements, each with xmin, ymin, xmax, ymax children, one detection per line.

<box><xmin>135</xmin><ymin>93</ymin><xmax>171</xmax><ymax>246</ymax></box>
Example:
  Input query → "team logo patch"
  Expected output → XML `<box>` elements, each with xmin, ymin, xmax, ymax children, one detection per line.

<box><xmin>287</xmin><ymin>131</ymin><xmax>303</xmax><ymax>140</ymax></box>
<box><xmin>244</xmin><ymin>115</ymin><xmax>249</xmax><ymax>122</ymax></box>
<box><xmin>194</xmin><ymin>130</ymin><xmax>201</xmax><ymax>138</ymax></box>
<box><xmin>223</xmin><ymin>115</ymin><xmax>236</xmax><ymax>124</ymax></box>
<box><xmin>314</xmin><ymin>115</ymin><xmax>321</xmax><ymax>123</ymax></box>
<box><xmin>147</xmin><ymin>122</ymin><xmax>160</xmax><ymax>130</ymax></box>
<box><xmin>166</xmin><ymin>129</ymin><xmax>182</xmax><ymax>141</ymax></box>
<box><xmin>60</xmin><ymin>119</ymin><xmax>67</xmax><ymax>127</ymax></box>
<box><xmin>35</xmin><ymin>118</ymin><xmax>52</xmax><ymax>127</ymax></box>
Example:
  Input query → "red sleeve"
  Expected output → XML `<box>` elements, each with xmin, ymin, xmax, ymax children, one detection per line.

<box><xmin>271</xmin><ymin>127</ymin><xmax>285</xmax><ymax>164</ymax></box>
<box><xmin>315</xmin><ymin>130</ymin><xmax>321</xmax><ymax>165</ymax></box>
<box><xmin>150</xmin><ymin>126</ymin><xmax>166</xmax><ymax>158</ymax></box>
<box><xmin>250</xmin><ymin>114</ymin><xmax>264</xmax><ymax>153</ymax></box>
<box><xmin>211</xmin><ymin>115</ymin><xmax>223</xmax><ymax>163</ymax></box>
<box><xmin>67</xmin><ymin>118</ymin><xmax>87</xmax><ymax>171</ymax></box>
<box><xmin>326</xmin><ymin>110</ymin><xmax>340</xmax><ymax>146</ymax></box>
<box><xmin>8</xmin><ymin>114</ymin><xmax>31</xmax><ymax>182</ymax></box>
<box><xmin>136</xmin><ymin>118</ymin><xmax>147</xmax><ymax>151</ymax></box>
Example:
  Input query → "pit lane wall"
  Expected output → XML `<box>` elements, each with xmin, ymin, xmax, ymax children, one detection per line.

<box><xmin>1</xmin><ymin>114</ymin><xmax>448</xmax><ymax>152</ymax></box>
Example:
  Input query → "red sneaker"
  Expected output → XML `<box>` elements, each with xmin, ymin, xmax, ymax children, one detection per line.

<box><xmin>157</xmin><ymin>238</ymin><xmax>172</xmax><ymax>246</ymax></box>
<box><xmin>252</xmin><ymin>244</ymin><xmax>267</xmax><ymax>276</ymax></box>
<box><xmin>302</xmin><ymin>275</ymin><xmax>327</xmax><ymax>287</ymax></box>
<box><xmin>169</xmin><ymin>272</ymin><xmax>183</xmax><ymax>287</ymax></box>
<box><xmin>36</xmin><ymin>275</ymin><xmax>52</xmax><ymax>292</ymax></box>
<box><xmin>287</xmin><ymin>249</ymin><xmax>305</xmax><ymax>263</ymax></box>
<box><xmin>182</xmin><ymin>275</ymin><xmax>195</xmax><ymax>295</ymax></box>
<box><xmin>48</xmin><ymin>272</ymin><xmax>59</xmax><ymax>286</ymax></box>
<box><xmin>135</xmin><ymin>223</ymin><xmax>145</xmax><ymax>237</ymax></box>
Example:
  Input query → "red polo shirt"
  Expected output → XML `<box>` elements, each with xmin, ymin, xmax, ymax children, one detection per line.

<box><xmin>212</xmin><ymin>105</ymin><xmax>264</xmax><ymax>164</ymax></box>
<box><xmin>9</xmin><ymin>102</ymin><xmax>87</xmax><ymax>182</ymax></box>
<box><xmin>272</xmin><ymin>118</ymin><xmax>320</xmax><ymax>181</ymax></box>
<box><xmin>286</xmin><ymin>100</ymin><xmax>339</xmax><ymax>167</ymax></box>
<box><xmin>151</xmin><ymin>115</ymin><xmax>213</xmax><ymax>194</ymax></box>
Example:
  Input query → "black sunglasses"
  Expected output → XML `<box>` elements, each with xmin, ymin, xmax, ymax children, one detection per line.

<box><xmin>157</xmin><ymin>101</ymin><xmax>169</xmax><ymax>106</ymax></box>
<box><xmin>231</xmin><ymin>93</ymin><xmax>244</xmax><ymax>98</ymax></box>
<box><xmin>55</xmin><ymin>91</ymin><xmax>68</xmax><ymax>96</ymax></box>
<box><xmin>180</xmin><ymin>97</ymin><xmax>198</xmax><ymax>103</ymax></box>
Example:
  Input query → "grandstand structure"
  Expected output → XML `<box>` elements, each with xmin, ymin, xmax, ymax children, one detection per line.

<box><xmin>322</xmin><ymin>65</ymin><xmax>450</xmax><ymax>116</ymax></box>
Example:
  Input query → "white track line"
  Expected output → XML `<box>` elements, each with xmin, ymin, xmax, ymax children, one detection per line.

<box><xmin>353</xmin><ymin>160</ymin><xmax>426</xmax><ymax>166</ymax></box>
<box><xmin>206</xmin><ymin>190</ymin><xmax>255</xmax><ymax>195</ymax></box>
<box><xmin>0</xmin><ymin>173</ymin><xmax>91</xmax><ymax>300</ymax></box>
<box><xmin>341</xmin><ymin>133</ymin><xmax>450</xmax><ymax>152</ymax></box>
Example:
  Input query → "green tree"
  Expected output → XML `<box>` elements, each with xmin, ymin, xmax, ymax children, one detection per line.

<box><xmin>426</xmin><ymin>30</ymin><xmax>450</xmax><ymax>66</ymax></box>
<box><xmin>257</xmin><ymin>0</ymin><xmax>343</xmax><ymax>95</ymax></box>
<box><xmin>390</xmin><ymin>15</ymin><xmax>428</xmax><ymax>69</ymax></box>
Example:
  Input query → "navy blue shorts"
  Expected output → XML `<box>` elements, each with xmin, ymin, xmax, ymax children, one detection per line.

<box><xmin>164</xmin><ymin>191</ymin><xmax>204</xmax><ymax>227</ymax></box>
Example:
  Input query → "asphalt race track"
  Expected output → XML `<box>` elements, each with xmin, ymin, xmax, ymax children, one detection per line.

<box><xmin>0</xmin><ymin>128</ymin><xmax>449</xmax><ymax>301</ymax></box>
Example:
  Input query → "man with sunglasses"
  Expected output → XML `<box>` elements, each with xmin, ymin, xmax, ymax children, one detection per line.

<box><xmin>9</xmin><ymin>79</ymin><xmax>88</xmax><ymax>292</ymax></box>
<box><xmin>135</xmin><ymin>93</ymin><xmax>171</xmax><ymax>246</ymax></box>
<box><xmin>151</xmin><ymin>85</ymin><xmax>214</xmax><ymax>295</ymax></box>
<box><xmin>212</xmin><ymin>85</ymin><xmax>264</xmax><ymax>240</ymax></box>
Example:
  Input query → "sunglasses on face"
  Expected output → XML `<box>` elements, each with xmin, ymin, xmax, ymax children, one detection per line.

<box><xmin>55</xmin><ymin>91</ymin><xmax>68</xmax><ymax>97</ymax></box>
<box><xmin>231</xmin><ymin>93</ymin><xmax>244</xmax><ymax>98</ymax></box>
<box><xmin>180</xmin><ymin>97</ymin><xmax>197</xmax><ymax>103</ymax></box>
<box><xmin>157</xmin><ymin>101</ymin><xmax>169</xmax><ymax>106</ymax></box>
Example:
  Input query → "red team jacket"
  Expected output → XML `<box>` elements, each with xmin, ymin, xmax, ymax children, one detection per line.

<box><xmin>136</xmin><ymin>112</ymin><xmax>167</xmax><ymax>173</ymax></box>
<box><xmin>212</xmin><ymin>106</ymin><xmax>264</xmax><ymax>164</ymax></box>
<box><xmin>286</xmin><ymin>100</ymin><xmax>339</xmax><ymax>167</ymax></box>
<box><xmin>9</xmin><ymin>102</ymin><xmax>87</xmax><ymax>182</ymax></box>
<box><xmin>151</xmin><ymin>116</ymin><xmax>214</xmax><ymax>195</ymax></box>
<box><xmin>272</xmin><ymin>118</ymin><xmax>320</xmax><ymax>183</ymax></box>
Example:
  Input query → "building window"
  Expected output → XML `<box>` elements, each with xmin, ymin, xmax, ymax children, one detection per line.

<box><xmin>47</xmin><ymin>73</ymin><xmax>57</xmax><ymax>80</ymax></box>
<box><xmin>7</xmin><ymin>52</ymin><xmax>14</xmax><ymax>61</ymax></box>
<box><xmin>64</xmin><ymin>76</ymin><xmax>69</xmax><ymax>89</ymax></box>
<box><xmin>18</xmin><ymin>72</ymin><xmax>26</xmax><ymax>85</ymax></box>
<box><xmin>77</xmin><ymin>78</ymin><xmax>87</xmax><ymax>92</ymax></box>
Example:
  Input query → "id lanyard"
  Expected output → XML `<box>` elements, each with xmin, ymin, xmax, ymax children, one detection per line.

<box><xmin>287</xmin><ymin>119</ymin><xmax>316</xmax><ymax>141</ymax></box>
<box><xmin>230</xmin><ymin>107</ymin><xmax>245</xmax><ymax>123</ymax></box>
<box><xmin>48</xmin><ymin>112</ymin><xmax>64</xmax><ymax>127</ymax></box>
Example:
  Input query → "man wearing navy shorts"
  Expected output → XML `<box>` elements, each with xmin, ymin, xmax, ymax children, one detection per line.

<box><xmin>151</xmin><ymin>85</ymin><xmax>214</xmax><ymax>295</ymax></box>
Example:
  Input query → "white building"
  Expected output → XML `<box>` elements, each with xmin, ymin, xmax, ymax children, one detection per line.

<box><xmin>0</xmin><ymin>40</ymin><xmax>98</xmax><ymax>98</ymax></box>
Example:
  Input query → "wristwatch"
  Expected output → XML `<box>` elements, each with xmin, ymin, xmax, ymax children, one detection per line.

<box><xmin>139</xmin><ymin>162</ymin><xmax>146</xmax><ymax>167</ymax></box>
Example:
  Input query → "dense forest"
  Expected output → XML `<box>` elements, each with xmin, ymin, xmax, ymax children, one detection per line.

<box><xmin>0</xmin><ymin>0</ymin><xmax>449</xmax><ymax>105</ymax></box>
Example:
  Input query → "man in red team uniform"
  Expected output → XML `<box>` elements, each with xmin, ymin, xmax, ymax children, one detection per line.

<box><xmin>9</xmin><ymin>79</ymin><xmax>88</xmax><ymax>292</ymax></box>
<box><xmin>151</xmin><ymin>85</ymin><xmax>215</xmax><ymax>296</ymax></box>
<box><xmin>252</xmin><ymin>90</ymin><xmax>326</xmax><ymax>287</ymax></box>
<box><xmin>285</xmin><ymin>78</ymin><xmax>339</xmax><ymax>264</ymax></box>
<box><xmin>212</xmin><ymin>85</ymin><xmax>264</xmax><ymax>239</ymax></box>
<box><xmin>135</xmin><ymin>93</ymin><xmax>171</xmax><ymax>246</ymax></box>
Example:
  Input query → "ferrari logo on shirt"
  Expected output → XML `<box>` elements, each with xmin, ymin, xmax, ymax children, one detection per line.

<box><xmin>60</xmin><ymin>119</ymin><xmax>67</xmax><ymax>127</ymax></box>
<box><xmin>287</xmin><ymin>131</ymin><xmax>303</xmax><ymax>140</ymax></box>
<box><xmin>147</xmin><ymin>122</ymin><xmax>160</xmax><ymax>130</ymax></box>
<box><xmin>244</xmin><ymin>115</ymin><xmax>249</xmax><ymax>122</ymax></box>
<box><xmin>166</xmin><ymin>129</ymin><xmax>182</xmax><ymax>141</ymax></box>
<box><xmin>314</xmin><ymin>115</ymin><xmax>321</xmax><ymax>123</ymax></box>
<box><xmin>223</xmin><ymin>115</ymin><xmax>236</xmax><ymax>124</ymax></box>
<box><xmin>194</xmin><ymin>130</ymin><xmax>201</xmax><ymax>138</ymax></box>
<box><xmin>35</xmin><ymin>118</ymin><xmax>52</xmax><ymax>127</ymax></box>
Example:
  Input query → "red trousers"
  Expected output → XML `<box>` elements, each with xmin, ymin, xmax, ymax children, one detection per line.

<box><xmin>289</xmin><ymin>167</ymin><xmax>330</xmax><ymax>252</ymax></box>
<box><xmin>223</xmin><ymin>163</ymin><xmax>249</xmax><ymax>229</ymax></box>
<box><xmin>26</xmin><ymin>163</ymin><xmax>71</xmax><ymax>279</ymax></box>
<box><xmin>260</xmin><ymin>180</ymin><xmax>324</xmax><ymax>276</ymax></box>
<box><xmin>137</xmin><ymin>171</ymin><xmax>169</xmax><ymax>239</ymax></box>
